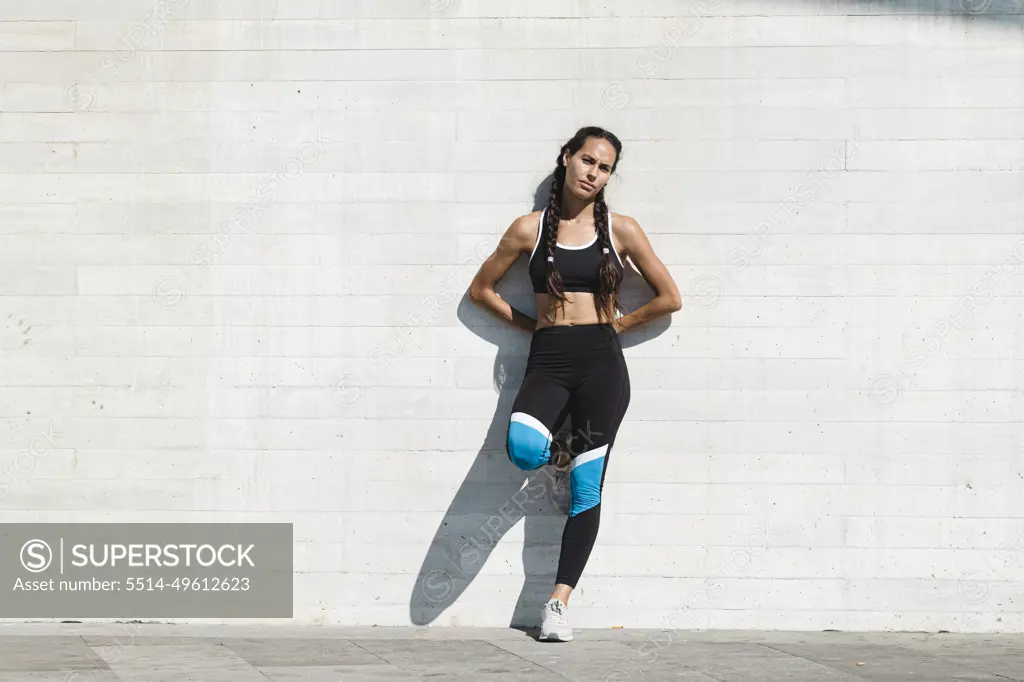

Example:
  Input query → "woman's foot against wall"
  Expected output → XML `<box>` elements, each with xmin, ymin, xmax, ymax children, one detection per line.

<box><xmin>548</xmin><ymin>438</ymin><xmax>572</xmax><ymax>513</ymax></box>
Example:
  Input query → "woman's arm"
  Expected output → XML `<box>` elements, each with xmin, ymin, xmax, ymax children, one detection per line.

<box><xmin>468</xmin><ymin>214</ymin><xmax>538</xmax><ymax>334</ymax></box>
<box><xmin>612</xmin><ymin>214</ymin><xmax>683</xmax><ymax>333</ymax></box>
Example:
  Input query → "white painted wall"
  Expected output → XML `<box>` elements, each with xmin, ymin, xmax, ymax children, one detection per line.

<box><xmin>2</xmin><ymin>0</ymin><xmax>1024</xmax><ymax>632</ymax></box>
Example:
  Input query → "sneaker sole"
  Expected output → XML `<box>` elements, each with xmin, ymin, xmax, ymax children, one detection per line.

<box><xmin>539</xmin><ymin>631</ymin><xmax>573</xmax><ymax>642</ymax></box>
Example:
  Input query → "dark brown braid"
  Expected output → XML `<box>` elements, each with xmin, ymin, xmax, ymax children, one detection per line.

<box><xmin>592</xmin><ymin>188</ymin><xmax>623</xmax><ymax>323</ymax></box>
<box><xmin>542</xmin><ymin>126</ymin><xmax>624</xmax><ymax>325</ymax></box>
<box><xmin>542</xmin><ymin>152</ymin><xmax>570</xmax><ymax>325</ymax></box>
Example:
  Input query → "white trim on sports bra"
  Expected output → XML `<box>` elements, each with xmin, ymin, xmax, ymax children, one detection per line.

<box><xmin>530</xmin><ymin>207</ymin><xmax>625</xmax><ymax>266</ymax></box>
<box><xmin>608</xmin><ymin>212</ymin><xmax>624</xmax><ymax>268</ymax></box>
<box><xmin>529</xmin><ymin>208</ymin><xmax>545</xmax><ymax>262</ymax></box>
<box><xmin>556</xmin><ymin>234</ymin><xmax>597</xmax><ymax>250</ymax></box>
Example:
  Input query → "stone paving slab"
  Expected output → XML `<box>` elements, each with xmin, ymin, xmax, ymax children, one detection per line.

<box><xmin>607</xmin><ymin>641</ymin><xmax>873</xmax><ymax>682</ymax></box>
<box><xmin>763</xmin><ymin>642</ymin><xmax>1010</xmax><ymax>681</ymax></box>
<box><xmin>492</xmin><ymin>637</ymin><xmax>649</xmax><ymax>682</ymax></box>
<box><xmin>255</xmin><ymin>665</ymin><xmax>420</xmax><ymax>681</ymax></box>
<box><xmin>0</xmin><ymin>636</ymin><xmax>109</xmax><ymax>673</ymax></box>
<box><xmin>0</xmin><ymin>675</ymin><xmax>117</xmax><ymax>682</ymax></box>
<box><xmin>352</xmin><ymin>638</ymin><xmax>556</xmax><ymax>679</ymax></box>
<box><xmin>89</xmin><ymin>642</ymin><xmax>264</xmax><ymax>682</ymax></box>
<box><xmin>897</xmin><ymin>640</ymin><xmax>1024</xmax><ymax>680</ymax></box>
<box><xmin>220</xmin><ymin>638</ymin><xmax>383</xmax><ymax>667</ymax></box>
<box><xmin>0</xmin><ymin>626</ymin><xmax>1022</xmax><ymax>681</ymax></box>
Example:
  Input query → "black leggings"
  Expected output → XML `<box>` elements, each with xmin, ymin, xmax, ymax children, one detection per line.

<box><xmin>505</xmin><ymin>323</ymin><xmax>631</xmax><ymax>589</ymax></box>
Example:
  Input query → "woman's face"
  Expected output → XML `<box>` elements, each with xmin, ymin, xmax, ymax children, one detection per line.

<box><xmin>562</xmin><ymin>137</ymin><xmax>617</xmax><ymax>201</ymax></box>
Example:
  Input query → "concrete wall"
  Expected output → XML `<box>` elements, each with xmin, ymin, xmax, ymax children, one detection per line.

<box><xmin>2</xmin><ymin>0</ymin><xmax>1024</xmax><ymax>631</ymax></box>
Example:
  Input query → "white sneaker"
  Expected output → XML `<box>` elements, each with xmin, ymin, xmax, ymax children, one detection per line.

<box><xmin>539</xmin><ymin>598</ymin><xmax>573</xmax><ymax>642</ymax></box>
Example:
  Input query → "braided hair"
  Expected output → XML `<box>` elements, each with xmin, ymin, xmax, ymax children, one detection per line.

<box><xmin>542</xmin><ymin>126</ymin><xmax>624</xmax><ymax>325</ymax></box>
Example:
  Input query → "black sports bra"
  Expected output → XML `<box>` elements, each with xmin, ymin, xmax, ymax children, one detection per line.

<box><xmin>528</xmin><ymin>208</ymin><xmax>624</xmax><ymax>294</ymax></box>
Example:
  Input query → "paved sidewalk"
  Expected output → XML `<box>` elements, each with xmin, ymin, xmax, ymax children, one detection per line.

<box><xmin>0</xmin><ymin>624</ymin><xmax>1022</xmax><ymax>681</ymax></box>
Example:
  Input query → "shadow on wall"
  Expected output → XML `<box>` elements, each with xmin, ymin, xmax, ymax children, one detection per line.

<box><xmin>752</xmin><ymin>0</ymin><xmax>1024</xmax><ymax>24</ymax></box>
<box><xmin>905</xmin><ymin>0</ymin><xmax>1024</xmax><ymax>24</ymax></box>
<box><xmin>408</xmin><ymin>174</ymin><xmax>670</xmax><ymax>627</ymax></box>
<box><xmin>403</xmin><ymin>0</ymin><xmax>1024</xmax><ymax>630</ymax></box>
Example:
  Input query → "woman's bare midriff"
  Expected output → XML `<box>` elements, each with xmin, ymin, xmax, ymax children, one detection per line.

<box><xmin>534</xmin><ymin>292</ymin><xmax>608</xmax><ymax>330</ymax></box>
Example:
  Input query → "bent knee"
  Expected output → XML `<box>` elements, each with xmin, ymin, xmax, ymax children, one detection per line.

<box><xmin>506</xmin><ymin>412</ymin><xmax>552</xmax><ymax>471</ymax></box>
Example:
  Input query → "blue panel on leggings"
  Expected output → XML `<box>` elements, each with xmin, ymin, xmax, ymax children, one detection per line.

<box><xmin>570</xmin><ymin>457</ymin><xmax>605</xmax><ymax>516</ymax></box>
<box><xmin>507</xmin><ymin>421</ymin><xmax>550</xmax><ymax>470</ymax></box>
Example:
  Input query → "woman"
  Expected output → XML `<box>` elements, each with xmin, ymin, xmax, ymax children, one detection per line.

<box><xmin>468</xmin><ymin>126</ymin><xmax>682</xmax><ymax>641</ymax></box>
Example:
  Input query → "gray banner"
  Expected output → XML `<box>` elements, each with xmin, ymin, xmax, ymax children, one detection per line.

<box><xmin>0</xmin><ymin>523</ymin><xmax>293</xmax><ymax>618</ymax></box>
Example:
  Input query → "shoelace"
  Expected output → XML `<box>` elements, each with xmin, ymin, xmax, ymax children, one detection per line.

<box><xmin>549</xmin><ymin>601</ymin><xmax>565</xmax><ymax>617</ymax></box>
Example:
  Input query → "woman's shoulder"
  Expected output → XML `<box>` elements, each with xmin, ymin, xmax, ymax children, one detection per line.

<box><xmin>517</xmin><ymin>209</ymin><xmax>547</xmax><ymax>234</ymax></box>
<box><xmin>502</xmin><ymin>210</ymin><xmax>545</xmax><ymax>253</ymax></box>
<box><xmin>609</xmin><ymin>211</ymin><xmax>642</xmax><ymax>235</ymax></box>
<box><xmin>519</xmin><ymin>209</ymin><xmax>545</xmax><ymax>225</ymax></box>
